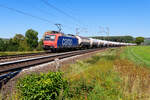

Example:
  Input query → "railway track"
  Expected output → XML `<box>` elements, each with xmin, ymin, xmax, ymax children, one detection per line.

<box><xmin>0</xmin><ymin>48</ymin><xmax>104</xmax><ymax>74</ymax></box>
<box><xmin>0</xmin><ymin>52</ymin><xmax>51</xmax><ymax>63</ymax></box>
<box><xmin>0</xmin><ymin>48</ymin><xmax>105</xmax><ymax>88</ymax></box>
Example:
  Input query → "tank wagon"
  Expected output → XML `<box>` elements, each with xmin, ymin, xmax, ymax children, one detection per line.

<box><xmin>43</xmin><ymin>30</ymin><xmax>136</xmax><ymax>52</ymax></box>
<box><xmin>75</xmin><ymin>36</ymin><xmax>90</xmax><ymax>48</ymax></box>
<box><xmin>89</xmin><ymin>38</ymin><xmax>100</xmax><ymax>48</ymax></box>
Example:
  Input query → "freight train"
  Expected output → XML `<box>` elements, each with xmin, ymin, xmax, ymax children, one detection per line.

<box><xmin>43</xmin><ymin>31</ymin><xmax>136</xmax><ymax>52</ymax></box>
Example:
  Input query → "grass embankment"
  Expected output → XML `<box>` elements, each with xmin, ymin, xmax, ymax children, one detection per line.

<box><xmin>121</xmin><ymin>46</ymin><xmax>150</xmax><ymax>67</ymax></box>
<box><xmin>61</xmin><ymin>49</ymin><xmax>123</xmax><ymax>100</ymax></box>
<box><xmin>14</xmin><ymin>47</ymin><xmax>150</xmax><ymax>100</ymax></box>
<box><xmin>0</xmin><ymin>51</ymin><xmax>44</xmax><ymax>56</ymax></box>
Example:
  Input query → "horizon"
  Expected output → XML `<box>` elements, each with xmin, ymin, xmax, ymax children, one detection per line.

<box><xmin>0</xmin><ymin>32</ymin><xmax>149</xmax><ymax>40</ymax></box>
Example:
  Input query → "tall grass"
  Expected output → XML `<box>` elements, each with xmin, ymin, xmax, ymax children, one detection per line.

<box><xmin>115</xmin><ymin>59</ymin><xmax>150</xmax><ymax>100</ymax></box>
<box><xmin>117</xmin><ymin>46</ymin><xmax>150</xmax><ymax>100</ymax></box>
<box><xmin>62</xmin><ymin>48</ymin><xmax>123</xmax><ymax>100</ymax></box>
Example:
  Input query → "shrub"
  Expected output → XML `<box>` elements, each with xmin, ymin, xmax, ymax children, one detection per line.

<box><xmin>17</xmin><ymin>72</ymin><xmax>68</xmax><ymax>100</ymax></box>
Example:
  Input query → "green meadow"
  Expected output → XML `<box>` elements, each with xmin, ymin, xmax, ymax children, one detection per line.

<box><xmin>121</xmin><ymin>46</ymin><xmax>150</xmax><ymax>67</ymax></box>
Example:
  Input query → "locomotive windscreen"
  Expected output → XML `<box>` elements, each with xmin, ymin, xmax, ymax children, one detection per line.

<box><xmin>44</xmin><ymin>35</ymin><xmax>56</xmax><ymax>41</ymax></box>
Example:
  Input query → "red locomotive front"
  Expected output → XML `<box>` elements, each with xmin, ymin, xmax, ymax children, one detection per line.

<box><xmin>43</xmin><ymin>31</ymin><xmax>62</xmax><ymax>51</ymax></box>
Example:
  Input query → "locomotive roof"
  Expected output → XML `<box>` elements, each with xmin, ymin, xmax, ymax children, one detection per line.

<box><xmin>45</xmin><ymin>30</ymin><xmax>77</xmax><ymax>38</ymax></box>
<box><xmin>51</xmin><ymin>31</ymin><xmax>64</xmax><ymax>34</ymax></box>
<box><xmin>45</xmin><ymin>30</ymin><xmax>64</xmax><ymax>35</ymax></box>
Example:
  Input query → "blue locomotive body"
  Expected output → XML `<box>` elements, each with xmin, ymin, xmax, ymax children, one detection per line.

<box><xmin>57</xmin><ymin>36</ymin><xmax>78</xmax><ymax>49</ymax></box>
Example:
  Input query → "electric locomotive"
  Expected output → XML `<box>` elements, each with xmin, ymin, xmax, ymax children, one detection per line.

<box><xmin>43</xmin><ymin>31</ymin><xmax>78</xmax><ymax>52</ymax></box>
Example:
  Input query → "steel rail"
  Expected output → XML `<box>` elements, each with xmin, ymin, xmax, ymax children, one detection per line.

<box><xmin>0</xmin><ymin>48</ymin><xmax>102</xmax><ymax>74</ymax></box>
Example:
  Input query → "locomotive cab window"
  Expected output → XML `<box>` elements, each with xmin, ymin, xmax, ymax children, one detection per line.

<box><xmin>44</xmin><ymin>35</ymin><xmax>56</xmax><ymax>41</ymax></box>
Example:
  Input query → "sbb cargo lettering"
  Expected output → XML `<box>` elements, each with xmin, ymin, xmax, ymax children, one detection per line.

<box><xmin>62</xmin><ymin>38</ymin><xmax>72</xmax><ymax>46</ymax></box>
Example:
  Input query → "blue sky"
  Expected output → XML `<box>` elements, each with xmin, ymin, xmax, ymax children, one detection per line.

<box><xmin>0</xmin><ymin>0</ymin><xmax>150</xmax><ymax>39</ymax></box>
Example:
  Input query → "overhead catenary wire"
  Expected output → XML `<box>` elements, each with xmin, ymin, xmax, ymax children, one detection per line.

<box><xmin>41</xmin><ymin>0</ymin><xmax>84</xmax><ymax>26</ymax></box>
<box><xmin>0</xmin><ymin>4</ymin><xmax>54</xmax><ymax>24</ymax></box>
<box><xmin>0</xmin><ymin>4</ymin><xmax>76</xmax><ymax>32</ymax></box>
<box><xmin>0</xmin><ymin>2</ymin><xmax>88</xmax><ymax>35</ymax></box>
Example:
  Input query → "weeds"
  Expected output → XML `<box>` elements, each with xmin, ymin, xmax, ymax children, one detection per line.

<box><xmin>115</xmin><ymin>59</ymin><xmax>150</xmax><ymax>100</ymax></box>
<box><xmin>115</xmin><ymin>46</ymin><xmax>150</xmax><ymax>100</ymax></box>
<box><xmin>63</xmin><ymin>49</ymin><xmax>123</xmax><ymax>100</ymax></box>
<box><xmin>17</xmin><ymin>72</ymin><xmax>68</xmax><ymax>100</ymax></box>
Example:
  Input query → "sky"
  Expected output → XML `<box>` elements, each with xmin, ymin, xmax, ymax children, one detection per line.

<box><xmin>0</xmin><ymin>0</ymin><xmax>150</xmax><ymax>39</ymax></box>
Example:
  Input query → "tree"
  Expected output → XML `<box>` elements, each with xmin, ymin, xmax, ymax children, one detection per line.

<box><xmin>135</xmin><ymin>37</ymin><xmax>144</xmax><ymax>45</ymax></box>
<box><xmin>6</xmin><ymin>34</ymin><xmax>28</xmax><ymax>51</ymax></box>
<box><xmin>144</xmin><ymin>39</ymin><xmax>150</xmax><ymax>45</ymax></box>
<box><xmin>0</xmin><ymin>39</ymin><xmax>5</xmax><ymax>51</ymax></box>
<box><xmin>91</xmin><ymin>36</ymin><xmax>134</xmax><ymax>43</ymax></box>
<box><xmin>25</xmin><ymin>29</ymin><xmax>38</xmax><ymax>50</ymax></box>
<box><xmin>13</xmin><ymin>34</ymin><xmax>30</xmax><ymax>51</ymax></box>
<box><xmin>18</xmin><ymin>39</ymin><xmax>30</xmax><ymax>51</ymax></box>
<box><xmin>6</xmin><ymin>38</ymin><xmax>18</xmax><ymax>51</ymax></box>
<box><xmin>13</xmin><ymin>34</ymin><xmax>25</xmax><ymax>43</ymax></box>
<box><xmin>36</xmin><ymin>39</ymin><xmax>43</xmax><ymax>51</ymax></box>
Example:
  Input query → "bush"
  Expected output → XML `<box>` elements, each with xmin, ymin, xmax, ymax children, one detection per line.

<box><xmin>0</xmin><ymin>39</ymin><xmax>6</xmax><ymax>51</ymax></box>
<box><xmin>17</xmin><ymin>72</ymin><xmax>68</xmax><ymax>100</ymax></box>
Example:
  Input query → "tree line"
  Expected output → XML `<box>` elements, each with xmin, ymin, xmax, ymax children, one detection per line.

<box><xmin>92</xmin><ymin>36</ymin><xmax>145</xmax><ymax>45</ymax></box>
<box><xmin>0</xmin><ymin>29</ymin><xmax>43</xmax><ymax>51</ymax></box>
<box><xmin>92</xmin><ymin>36</ymin><xmax>134</xmax><ymax>43</ymax></box>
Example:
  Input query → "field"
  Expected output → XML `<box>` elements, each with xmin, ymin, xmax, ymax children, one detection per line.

<box><xmin>5</xmin><ymin>46</ymin><xmax>150</xmax><ymax>100</ymax></box>
<box><xmin>121</xmin><ymin>46</ymin><xmax>150</xmax><ymax>67</ymax></box>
